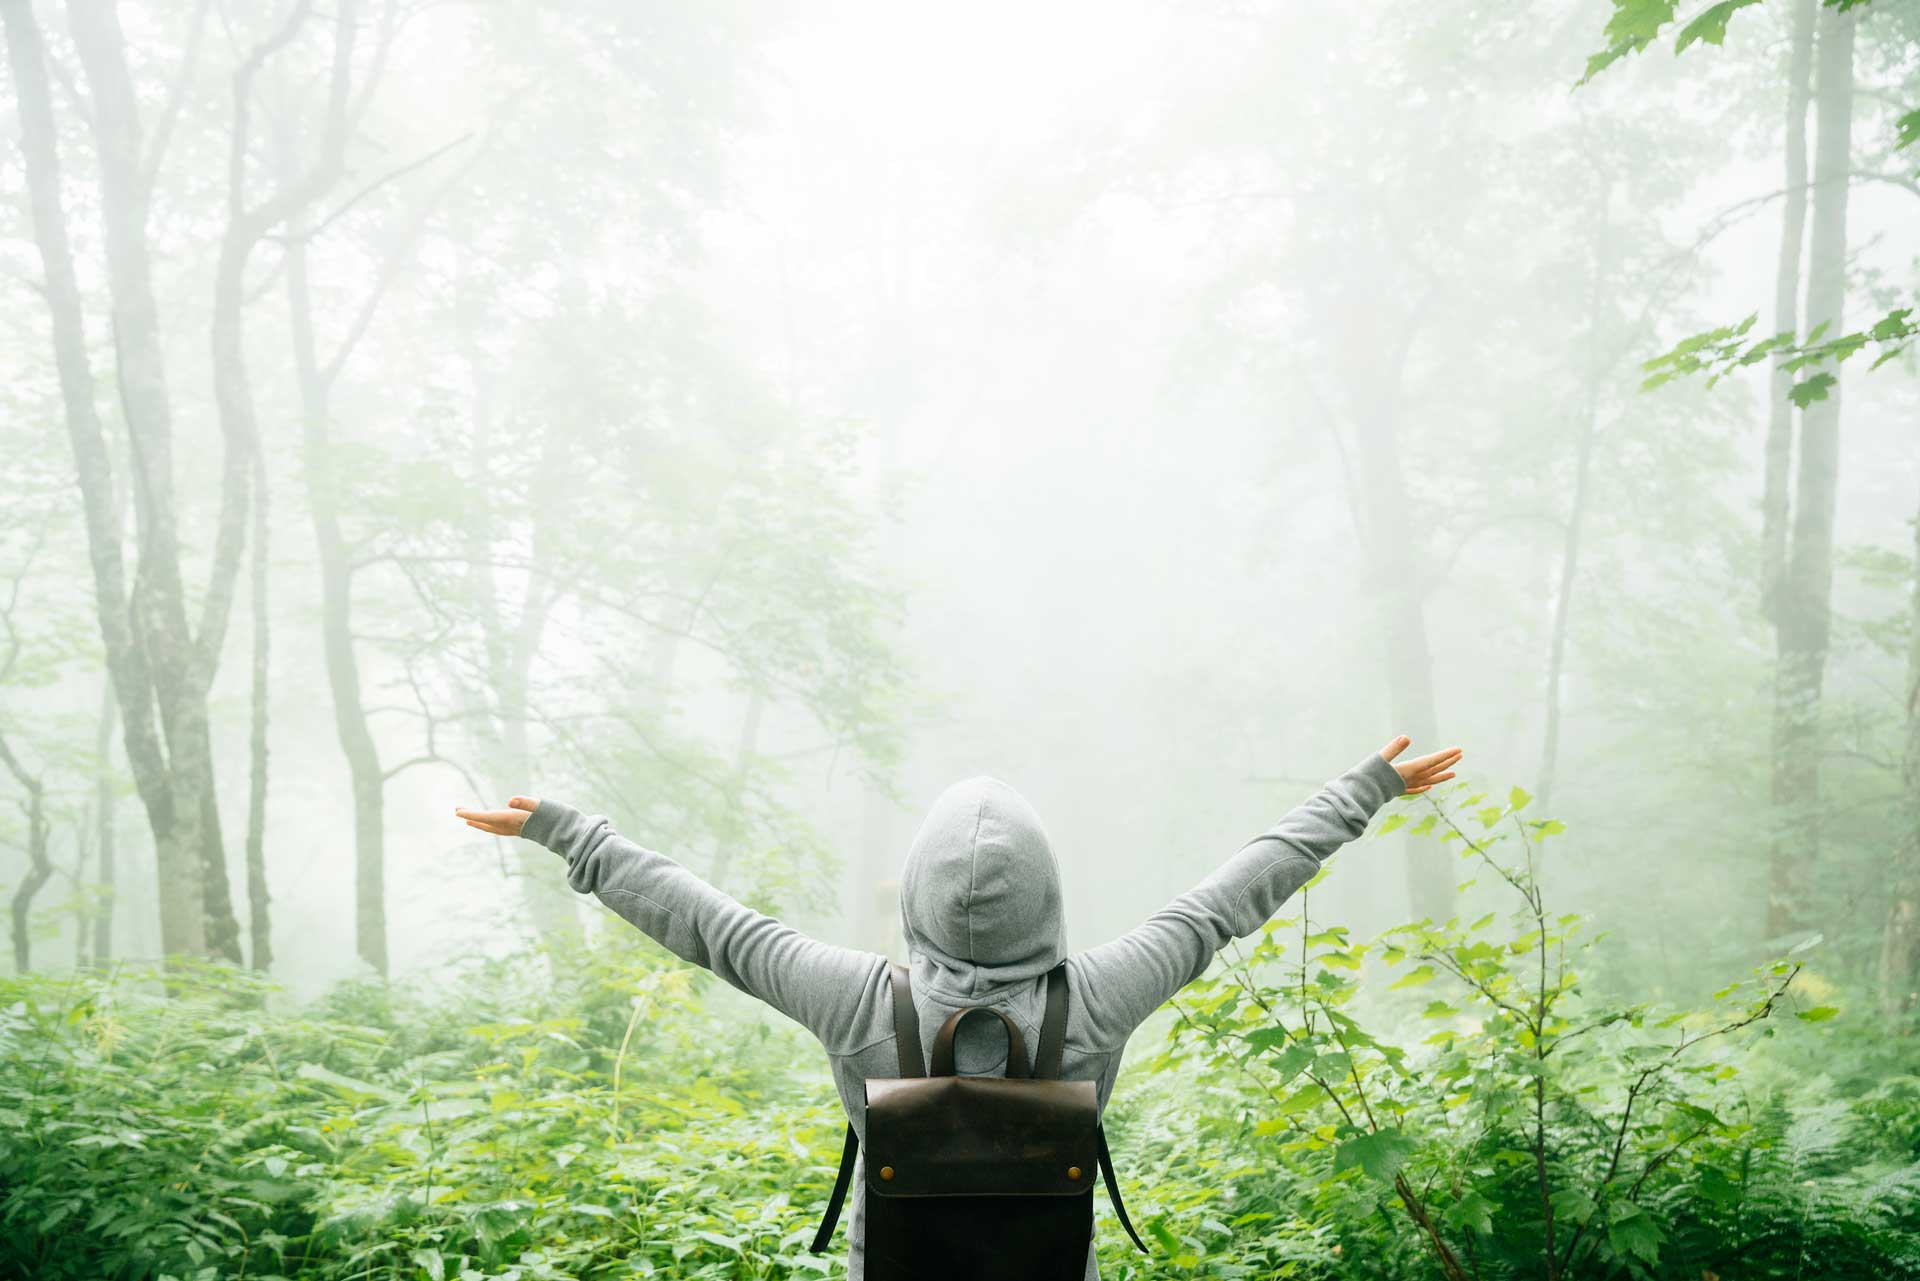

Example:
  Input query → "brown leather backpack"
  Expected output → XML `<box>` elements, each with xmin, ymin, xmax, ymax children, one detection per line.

<box><xmin>810</xmin><ymin>961</ymin><xmax>1149</xmax><ymax>1279</ymax></box>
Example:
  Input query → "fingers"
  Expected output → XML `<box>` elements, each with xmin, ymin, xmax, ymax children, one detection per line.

<box><xmin>509</xmin><ymin>796</ymin><xmax>538</xmax><ymax>812</ymax></box>
<box><xmin>453</xmin><ymin>805</ymin><xmax>527</xmax><ymax>837</ymax></box>
<box><xmin>1408</xmin><ymin>747</ymin><xmax>1463</xmax><ymax>776</ymax></box>
<box><xmin>1386</xmin><ymin>741</ymin><xmax>1464</xmax><ymax>795</ymax></box>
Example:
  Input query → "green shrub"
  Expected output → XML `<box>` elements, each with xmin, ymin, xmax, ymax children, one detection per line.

<box><xmin>0</xmin><ymin>945</ymin><xmax>847</xmax><ymax>1281</ymax></box>
<box><xmin>1149</xmin><ymin>785</ymin><xmax>1920</xmax><ymax>1280</ymax></box>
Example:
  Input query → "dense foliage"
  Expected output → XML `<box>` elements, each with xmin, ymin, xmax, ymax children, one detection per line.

<box><xmin>1</xmin><ymin>793</ymin><xmax>1913</xmax><ymax>1281</ymax></box>
<box><xmin>1145</xmin><ymin>788</ymin><xmax>1920</xmax><ymax>1280</ymax></box>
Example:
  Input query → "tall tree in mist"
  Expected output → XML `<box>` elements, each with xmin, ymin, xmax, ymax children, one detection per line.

<box><xmin>4</xmin><ymin>0</ymin><xmax>219</xmax><ymax>961</ymax></box>
<box><xmin>279</xmin><ymin>117</ymin><xmax>479</xmax><ymax>978</ymax></box>
<box><xmin>1768</xmin><ymin>4</ymin><xmax>1855</xmax><ymax>939</ymax></box>
<box><xmin>2</xmin><ymin>0</ymin><xmax>388</xmax><ymax>964</ymax></box>
<box><xmin>1106</xmin><ymin>6</ymin><xmax>1543</xmax><ymax>923</ymax></box>
<box><xmin>0</xmin><ymin>564</ymin><xmax>50</xmax><ymax>973</ymax></box>
<box><xmin>1762</xmin><ymin>0</ymin><xmax>1821</xmax><ymax>940</ymax></box>
<box><xmin>1585</xmin><ymin>0</ymin><xmax>1917</xmax><ymax>974</ymax></box>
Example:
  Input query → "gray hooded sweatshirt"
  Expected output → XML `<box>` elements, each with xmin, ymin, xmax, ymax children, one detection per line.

<box><xmin>519</xmin><ymin>749</ymin><xmax>1405</xmax><ymax>1280</ymax></box>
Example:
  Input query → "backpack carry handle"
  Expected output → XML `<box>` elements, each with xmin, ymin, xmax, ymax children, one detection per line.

<box><xmin>929</xmin><ymin>1006</ymin><xmax>1031</xmax><ymax>1078</ymax></box>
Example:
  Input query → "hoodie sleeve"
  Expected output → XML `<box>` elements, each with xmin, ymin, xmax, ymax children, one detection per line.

<box><xmin>1068</xmin><ymin>750</ymin><xmax>1406</xmax><ymax>1051</ymax></box>
<box><xmin>519</xmin><ymin>800</ymin><xmax>887</xmax><ymax>1052</ymax></box>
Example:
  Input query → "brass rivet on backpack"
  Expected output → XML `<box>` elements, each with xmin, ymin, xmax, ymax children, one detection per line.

<box><xmin>880</xmin><ymin>1166</ymin><xmax>895</xmax><ymax>1181</ymax></box>
<box><xmin>1068</xmin><ymin>1166</ymin><xmax>1082</xmax><ymax>1180</ymax></box>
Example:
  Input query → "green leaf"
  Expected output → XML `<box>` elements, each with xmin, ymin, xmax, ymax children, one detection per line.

<box><xmin>1699</xmin><ymin>1165</ymin><xmax>1744</xmax><ymax>1204</ymax></box>
<box><xmin>1579</xmin><ymin>43</ymin><xmax>1636</xmax><ymax>85</ymax></box>
<box><xmin>1795</xmin><ymin>1006</ymin><xmax>1839</xmax><ymax>1022</ymax></box>
<box><xmin>1313</xmin><ymin>1052</ymin><xmax>1353</xmax><ymax>1081</ymax></box>
<box><xmin>1442</xmin><ymin>1190</ymin><xmax>1495</xmax><ymax>1236</ymax></box>
<box><xmin>1243</xmin><ymin>1026</ymin><xmax>1292</xmax><ymax>1054</ymax></box>
<box><xmin>1550</xmin><ymin>1187</ymin><xmax>1598</xmax><ymax>1225</ymax></box>
<box><xmin>1789</xmin><ymin>371</ymin><xmax>1837</xmax><ymax>410</ymax></box>
<box><xmin>1332</xmin><ymin>1128</ymin><xmax>1416</xmax><ymax>1183</ymax></box>
<box><xmin>294</xmin><ymin>1063</ymin><xmax>402</xmax><ymax>1103</ymax></box>
<box><xmin>1269</xmin><ymin>1043</ymin><xmax>1316</xmax><ymax>1083</ymax></box>
<box><xmin>1507</xmin><ymin>785</ymin><xmax>1531</xmax><ymax>812</ymax></box>
<box><xmin>1674</xmin><ymin>0</ymin><xmax>1760</xmax><ymax>52</ymax></box>
<box><xmin>1869</xmin><ymin>307</ymin><xmax>1916</xmax><ymax>340</ymax></box>
<box><xmin>1604</xmin><ymin>0</ymin><xmax>1676</xmax><ymax>45</ymax></box>
<box><xmin>1376</xmin><ymin>813</ymin><xmax>1408</xmax><ymax>836</ymax></box>
<box><xmin>1606</xmin><ymin>1201</ymin><xmax>1665</xmax><ymax>1266</ymax></box>
<box><xmin>1671</xmin><ymin>1101</ymin><xmax>1724</xmax><ymax>1130</ymax></box>
<box><xmin>1390</xmin><ymin>965</ymin><xmax>1437</xmax><ymax>991</ymax></box>
<box><xmin>411</xmin><ymin>1248</ymin><xmax>446</xmax><ymax>1281</ymax></box>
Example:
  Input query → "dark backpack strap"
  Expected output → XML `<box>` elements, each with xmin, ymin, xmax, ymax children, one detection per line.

<box><xmin>1035</xmin><ymin>962</ymin><xmax>1068</xmax><ymax>1079</ymax></box>
<box><xmin>813</xmin><ymin>963</ymin><xmax>923</xmax><ymax>1254</ymax></box>
<box><xmin>1098</xmin><ymin>1125</ymin><xmax>1150</xmax><ymax>1254</ymax></box>
<box><xmin>890</xmin><ymin>962</ymin><xmax>925</xmax><ymax>1078</ymax></box>
<box><xmin>810</xmin><ymin>1123</ymin><xmax>859</xmax><ymax>1253</ymax></box>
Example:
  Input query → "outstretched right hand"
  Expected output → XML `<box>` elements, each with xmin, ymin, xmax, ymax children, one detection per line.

<box><xmin>454</xmin><ymin>795</ymin><xmax>540</xmax><ymax>837</ymax></box>
<box><xmin>1378</xmin><ymin>736</ymin><xmax>1461</xmax><ymax>795</ymax></box>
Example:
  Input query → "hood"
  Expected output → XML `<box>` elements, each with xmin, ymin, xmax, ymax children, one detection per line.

<box><xmin>899</xmin><ymin>776</ymin><xmax>1067</xmax><ymax>997</ymax></box>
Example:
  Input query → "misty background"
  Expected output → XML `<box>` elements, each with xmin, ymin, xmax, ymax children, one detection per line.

<box><xmin>3</xmin><ymin>0</ymin><xmax>1916</xmax><ymax>1014</ymax></box>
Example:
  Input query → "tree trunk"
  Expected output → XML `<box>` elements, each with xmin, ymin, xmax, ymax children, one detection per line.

<box><xmin>1539</xmin><ymin>184</ymin><xmax>1614</xmax><ymax>816</ymax></box>
<box><xmin>0</xmin><ymin>728</ymin><xmax>50</xmax><ymax>973</ymax></box>
<box><xmin>218</xmin><ymin>0</ymin><xmax>363</xmax><ymax>974</ymax></box>
<box><xmin>1341</xmin><ymin>313</ymin><xmax>1450</xmax><ymax>924</ymax></box>
<box><xmin>3</xmin><ymin>0</ymin><xmax>217</xmax><ymax>963</ymax></box>
<box><xmin>456</xmin><ymin>320</ymin><xmax>579</xmax><ymax>946</ymax></box>
<box><xmin>245</xmin><ymin>438</ymin><xmax>273</xmax><ymax>971</ymax></box>
<box><xmin>1762</xmin><ymin>0</ymin><xmax>1817</xmax><ymax>627</ymax></box>
<box><xmin>1768</xmin><ymin>5</ymin><xmax>1854</xmax><ymax>940</ymax></box>
<box><xmin>67</xmin><ymin>1</ymin><xmax>250</xmax><ymax>963</ymax></box>
<box><xmin>501</xmin><ymin>467</ymin><xmax>573</xmax><ymax>940</ymax></box>
<box><xmin>91</xmin><ymin>680</ymin><xmax>120</xmax><ymax>964</ymax></box>
<box><xmin>1881</xmin><ymin>489</ymin><xmax>1920</xmax><ymax>1023</ymax></box>
<box><xmin>286</xmin><ymin>209</ymin><xmax>393</xmax><ymax>978</ymax></box>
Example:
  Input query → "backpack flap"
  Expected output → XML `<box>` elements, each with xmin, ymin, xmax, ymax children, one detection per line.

<box><xmin>863</xmin><ymin>1076</ymin><xmax>1099</xmax><ymax>1198</ymax></box>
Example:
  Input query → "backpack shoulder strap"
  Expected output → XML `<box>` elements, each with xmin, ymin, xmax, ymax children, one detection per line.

<box><xmin>890</xmin><ymin>961</ymin><xmax>925</xmax><ymax>1077</ymax></box>
<box><xmin>1099</xmin><ymin>1125</ymin><xmax>1150</xmax><ymax>1254</ymax></box>
<box><xmin>812</xmin><ymin>962</ymin><xmax>922</xmax><ymax>1254</ymax></box>
<box><xmin>1035</xmin><ymin>962</ymin><xmax>1068</xmax><ymax>1079</ymax></box>
<box><xmin>809</xmin><ymin>1123</ymin><xmax>859</xmax><ymax>1253</ymax></box>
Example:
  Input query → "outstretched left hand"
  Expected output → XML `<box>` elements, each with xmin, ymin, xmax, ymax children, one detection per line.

<box><xmin>454</xmin><ymin>796</ymin><xmax>539</xmax><ymax>838</ymax></box>
<box><xmin>1378</xmin><ymin>736</ymin><xmax>1462</xmax><ymax>795</ymax></box>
